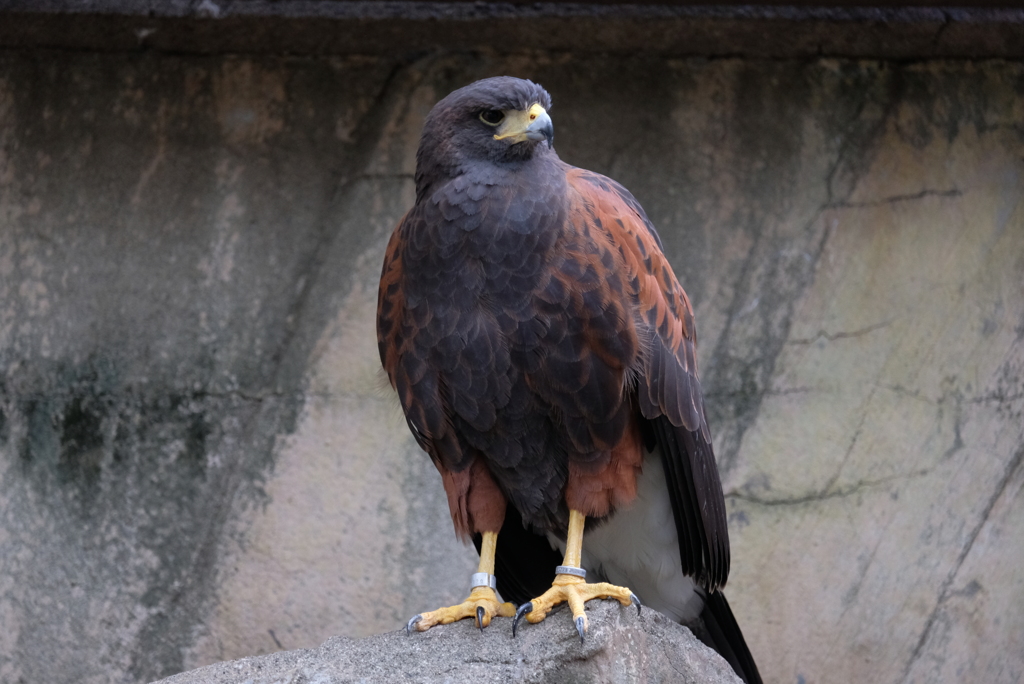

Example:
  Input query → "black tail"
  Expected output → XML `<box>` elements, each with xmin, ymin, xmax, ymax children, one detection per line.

<box><xmin>695</xmin><ymin>589</ymin><xmax>762</xmax><ymax>684</ymax></box>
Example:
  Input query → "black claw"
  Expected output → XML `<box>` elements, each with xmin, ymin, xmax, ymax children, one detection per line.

<box><xmin>406</xmin><ymin>614</ymin><xmax>422</xmax><ymax>636</ymax></box>
<box><xmin>575</xmin><ymin>616</ymin><xmax>586</xmax><ymax>644</ymax></box>
<box><xmin>630</xmin><ymin>593</ymin><xmax>642</xmax><ymax>616</ymax></box>
<box><xmin>512</xmin><ymin>602</ymin><xmax>533</xmax><ymax>638</ymax></box>
<box><xmin>476</xmin><ymin>606</ymin><xmax>486</xmax><ymax>632</ymax></box>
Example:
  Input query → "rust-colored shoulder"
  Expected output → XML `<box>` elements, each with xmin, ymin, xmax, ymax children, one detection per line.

<box><xmin>564</xmin><ymin>166</ymin><xmax>706</xmax><ymax>437</ymax></box>
<box><xmin>564</xmin><ymin>165</ymin><xmax>729</xmax><ymax>591</ymax></box>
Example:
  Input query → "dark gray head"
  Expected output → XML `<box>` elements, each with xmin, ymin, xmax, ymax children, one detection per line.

<box><xmin>415</xmin><ymin>77</ymin><xmax>555</xmax><ymax>198</ymax></box>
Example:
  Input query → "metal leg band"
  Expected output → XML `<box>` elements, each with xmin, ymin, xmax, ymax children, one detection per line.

<box><xmin>555</xmin><ymin>565</ymin><xmax>587</xmax><ymax>579</ymax></box>
<box><xmin>470</xmin><ymin>572</ymin><xmax>497</xmax><ymax>590</ymax></box>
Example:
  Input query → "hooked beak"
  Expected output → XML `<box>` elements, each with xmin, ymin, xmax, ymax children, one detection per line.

<box><xmin>525</xmin><ymin>108</ymin><xmax>554</xmax><ymax>147</ymax></box>
<box><xmin>493</xmin><ymin>103</ymin><xmax>554</xmax><ymax>148</ymax></box>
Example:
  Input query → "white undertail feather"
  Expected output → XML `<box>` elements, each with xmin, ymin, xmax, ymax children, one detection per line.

<box><xmin>547</xmin><ymin>448</ymin><xmax>704</xmax><ymax>623</ymax></box>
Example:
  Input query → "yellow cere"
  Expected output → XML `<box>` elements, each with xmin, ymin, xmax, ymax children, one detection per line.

<box><xmin>493</xmin><ymin>103</ymin><xmax>548</xmax><ymax>142</ymax></box>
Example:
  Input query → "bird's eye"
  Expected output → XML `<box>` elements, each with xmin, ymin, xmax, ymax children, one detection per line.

<box><xmin>479</xmin><ymin>110</ymin><xmax>505</xmax><ymax>126</ymax></box>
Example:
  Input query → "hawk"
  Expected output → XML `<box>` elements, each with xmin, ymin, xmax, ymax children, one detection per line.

<box><xmin>377</xmin><ymin>76</ymin><xmax>760</xmax><ymax>683</ymax></box>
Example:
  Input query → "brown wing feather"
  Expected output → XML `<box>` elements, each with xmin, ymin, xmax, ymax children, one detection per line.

<box><xmin>377</xmin><ymin>215</ymin><xmax>406</xmax><ymax>389</ymax></box>
<box><xmin>378</xmin><ymin>210</ymin><xmax>502</xmax><ymax>539</ymax></box>
<box><xmin>564</xmin><ymin>166</ymin><xmax>730</xmax><ymax>591</ymax></box>
<box><xmin>564</xmin><ymin>168</ymin><xmax>705</xmax><ymax>433</ymax></box>
<box><xmin>377</xmin><ymin>211</ymin><xmax>449</xmax><ymax>458</ymax></box>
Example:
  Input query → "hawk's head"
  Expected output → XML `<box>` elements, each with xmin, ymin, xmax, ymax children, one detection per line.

<box><xmin>415</xmin><ymin>77</ymin><xmax>555</xmax><ymax>195</ymax></box>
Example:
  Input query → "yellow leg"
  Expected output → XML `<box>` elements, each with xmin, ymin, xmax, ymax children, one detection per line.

<box><xmin>478</xmin><ymin>528</ymin><xmax>499</xmax><ymax>575</ymax></box>
<box><xmin>563</xmin><ymin>507</ymin><xmax>586</xmax><ymax>567</ymax></box>
<box><xmin>513</xmin><ymin>509</ymin><xmax>640</xmax><ymax>642</ymax></box>
<box><xmin>407</xmin><ymin>531</ymin><xmax>517</xmax><ymax>633</ymax></box>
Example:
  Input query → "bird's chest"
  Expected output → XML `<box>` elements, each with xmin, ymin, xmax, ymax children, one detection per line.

<box><xmin>407</xmin><ymin>182</ymin><xmax>564</xmax><ymax>307</ymax></box>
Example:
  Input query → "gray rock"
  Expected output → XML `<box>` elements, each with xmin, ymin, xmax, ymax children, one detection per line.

<box><xmin>155</xmin><ymin>602</ymin><xmax>740</xmax><ymax>684</ymax></box>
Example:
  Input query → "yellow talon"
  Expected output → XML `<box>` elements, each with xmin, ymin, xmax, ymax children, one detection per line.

<box><xmin>512</xmin><ymin>510</ymin><xmax>640</xmax><ymax>642</ymax></box>
<box><xmin>406</xmin><ymin>531</ymin><xmax>515</xmax><ymax>634</ymax></box>
<box><xmin>409</xmin><ymin>586</ymin><xmax>516</xmax><ymax>632</ymax></box>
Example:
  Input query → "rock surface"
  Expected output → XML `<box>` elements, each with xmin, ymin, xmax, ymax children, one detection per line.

<box><xmin>154</xmin><ymin>602</ymin><xmax>740</xmax><ymax>684</ymax></box>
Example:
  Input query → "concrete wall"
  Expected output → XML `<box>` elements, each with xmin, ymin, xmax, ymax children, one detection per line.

<box><xmin>0</xmin><ymin>37</ymin><xmax>1022</xmax><ymax>684</ymax></box>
